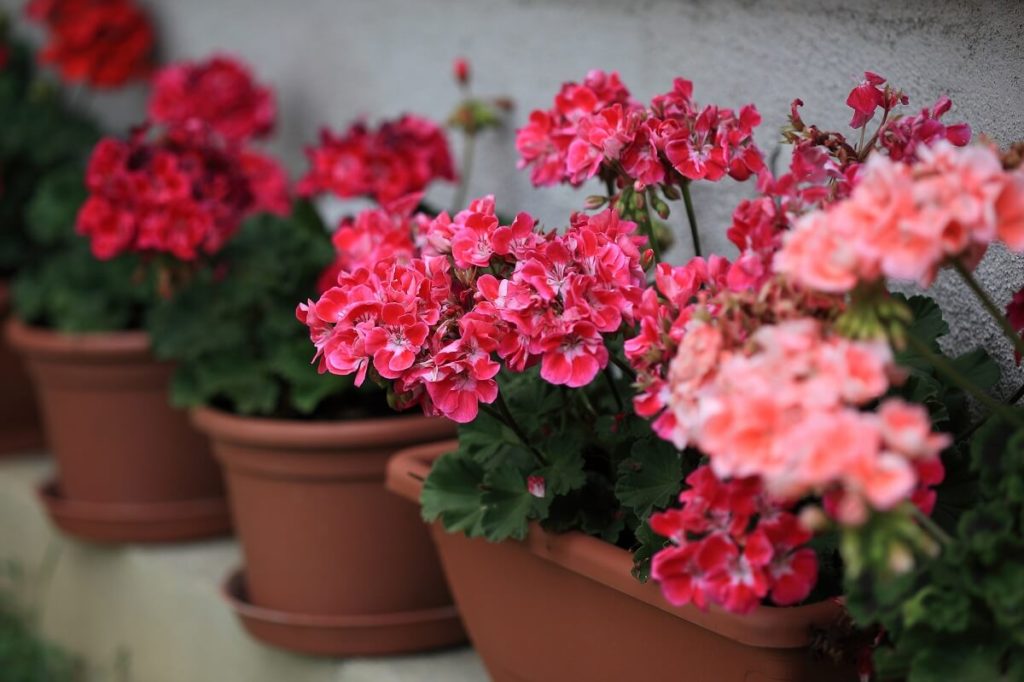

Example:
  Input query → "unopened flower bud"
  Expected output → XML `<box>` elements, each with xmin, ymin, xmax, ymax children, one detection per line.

<box><xmin>887</xmin><ymin>541</ymin><xmax>915</xmax><ymax>574</ymax></box>
<box><xmin>453</xmin><ymin>57</ymin><xmax>470</xmax><ymax>86</ymax></box>
<box><xmin>798</xmin><ymin>505</ymin><xmax>829</xmax><ymax>532</ymax></box>
<box><xmin>651</xmin><ymin>194</ymin><xmax>671</xmax><ymax>220</ymax></box>
<box><xmin>527</xmin><ymin>475</ymin><xmax>546</xmax><ymax>498</ymax></box>
<box><xmin>661</xmin><ymin>184</ymin><xmax>681</xmax><ymax>201</ymax></box>
<box><xmin>584</xmin><ymin>195</ymin><xmax>607</xmax><ymax>210</ymax></box>
<box><xmin>640</xmin><ymin>248</ymin><xmax>655</xmax><ymax>269</ymax></box>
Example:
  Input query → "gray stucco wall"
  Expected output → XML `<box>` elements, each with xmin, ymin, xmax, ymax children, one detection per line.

<box><xmin>5</xmin><ymin>0</ymin><xmax>1024</xmax><ymax>393</ymax></box>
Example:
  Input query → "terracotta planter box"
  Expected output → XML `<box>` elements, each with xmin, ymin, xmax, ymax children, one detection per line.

<box><xmin>0</xmin><ymin>283</ymin><xmax>44</xmax><ymax>455</ymax></box>
<box><xmin>387</xmin><ymin>440</ymin><xmax>857</xmax><ymax>682</ymax></box>
<box><xmin>191</xmin><ymin>406</ymin><xmax>465</xmax><ymax>656</ymax></box>
<box><xmin>5</xmin><ymin>319</ymin><xmax>230</xmax><ymax>542</ymax></box>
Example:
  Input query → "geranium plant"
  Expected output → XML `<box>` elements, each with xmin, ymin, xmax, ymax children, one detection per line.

<box><xmin>301</xmin><ymin>67</ymin><xmax>1023</xmax><ymax>678</ymax></box>
<box><xmin>149</xmin><ymin>59</ymin><xmax>505</xmax><ymax>420</ymax></box>
<box><xmin>4</xmin><ymin>1</ymin><xmax>156</xmax><ymax>330</ymax></box>
<box><xmin>13</xmin><ymin>53</ymin><xmax>288</xmax><ymax>334</ymax></box>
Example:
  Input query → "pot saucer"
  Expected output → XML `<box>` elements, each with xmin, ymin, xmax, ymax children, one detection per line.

<box><xmin>222</xmin><ymin>569</ymin><xmax>466</xmax><ymax>656</ymax></box>
<box><xmin>37</xmin><ymin>479</ymin><xmax>232</xmax><ymax>543</ymax></box>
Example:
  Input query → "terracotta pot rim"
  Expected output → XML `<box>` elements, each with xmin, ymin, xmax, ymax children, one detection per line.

<box><xmin>222</xmin><ymin>569</ymin><xmax>461</xmax><ymax>629</ymax></box>
<box><xmin>387</xmin><ymin>440</ymin><xmax>845</xmax><ymax>650</ymax></box>
<box><xmin>37</xmin><ymin>480</ymin><xmax>232</xmax><ymax>543</ymax></box>
<box><xmin>5</xmin><ymin>318</ymin><xmax>151</xmax><ymax>361</ymax></box>
<box><xmin>191</xmin><ymin>404</ymin><xmax>454</xmax><ymax>451</ymax></box>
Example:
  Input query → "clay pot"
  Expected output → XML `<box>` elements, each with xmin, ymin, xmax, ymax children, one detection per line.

<box><xmin>5</xmin><ymin>319</ymin><xmax>230</xmax><ymax>542</ymax></box>
<box><xmin>387</xmin><ymin>441</ymin><xmax>858</xmax><ymax>682</ymax></box>
<box><xmin>0</xmin><ymin>283</ymin><xmax>44</xmax><ymax>454</ymax></box>
<box><xmin>191</xmin><ymin>406</ymin><xmax>465</xmax><ymax>656</ymax></box>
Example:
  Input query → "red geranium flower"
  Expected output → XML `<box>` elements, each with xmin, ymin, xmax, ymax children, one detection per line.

<box><xmin>26</xmin><ymin>0</ymin><xmax>153</xmax><ymax>89</ymax></box>
<box><xmin>149</xmin><ymin>55</ymin><xmax>276</xmax><ymax>143</ymax></box>
<box><xmin>77</xmin><ymin>122</ymin><xmax>288</xmax><ymax>261</ymax></box>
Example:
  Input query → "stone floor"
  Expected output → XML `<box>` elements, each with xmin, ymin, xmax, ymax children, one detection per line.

<box><xmin>0</xmin><ymin>452</ymin><xmax>488</xmax><ymax>682</ymax></box>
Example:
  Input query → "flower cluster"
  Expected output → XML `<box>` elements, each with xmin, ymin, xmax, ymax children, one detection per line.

<box><xmin>314</xmin><ymin>194</ymin><xmax>425</xmax><ymax>293</ymax></box>
<box><xmin>516</xmin><ymin>71</ymin><xmax>763</xmax><ymax>189</ymax></box>
<box><xmin>670</xmin><ymin>316</ymin><xmax>948</xmax><ymax>523</ymax></box>
<box><xmin>77</xmin><ymin>123</ymin><xmax>289</xmax><ymax>260</ymax></box>
<box><xmin>625</xmin><ymin>257</ymin><xmax>842</xmax><ymax>443</ymax></box>
<box><xmin>148</xmin><ymin>55</ymin><xmax>276</xmax><ymax>144</ymax></box>
<box><xmin>724</xmin><ymin>74</ymin><xmax>971</xmax><ymax>291</ymax></box>
<box><xmin>300</xmin><ymin>197</ymin><xmax>647</xmax><ymax>422</ymax></box>
<box><xmin>25</xmin><ymin>0</ymin><xmax>153</xmax><ymax>88</ymax></box>
<box><xmin>297</xmin><ymin>115</ymin><xmax>456</xmax><ymax>204</ymax></box>
<box><xmin>776</xmin><ymin>141</ymin><xmax>1024</xmax><ymax>292</ymax></box>
<box><xmin>650</xmin><ymin>466</ymin><xmax>818</xmax><ymax>614</ymax></box>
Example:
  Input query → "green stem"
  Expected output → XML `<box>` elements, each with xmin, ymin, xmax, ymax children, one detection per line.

<box><xmin>610</xmin><ymin>353</ymin><xmax>637</xmax><ymax>381</ymax></box>
<box><xmin>952</xmin><ymin>259</ymin><xmax>1024</xmax><ymax>361</ymax></box>
<box><xmin>911</xmin><ymin>504</ymin><xmax>953</xmax><ymax>548</ymax></box>
<box><xmin>957</xmin><ymin>381</ymin><xmax>1024</xmax><ymax>440</ymax></box>
<box><xmin>452</xmin><ymin>131</ymin><xmax>477</xmax><ymax>212</ymax></box>
<box><xmin>492</xmin><ymin>393</ymin><xmax>548</xmax><ymax>465</ymax></box>
<box><xmin>906</xmin><ymin>333</ymin><xmax>1024</xmax><ymax>427</ymax></box>
<box><xmin>603</xmin><ymin>366</ymin><xmax>624</xmax><ymax>411</ymax></box>
<box><xmin>680</xmin><ymin>180</ymin><xmax>702</xmax><ymax>258</ymax></box>
<box><xmin>637</xmin><ymin>197</ymin><xmax>662</xmax><ymax>263</ymax></box>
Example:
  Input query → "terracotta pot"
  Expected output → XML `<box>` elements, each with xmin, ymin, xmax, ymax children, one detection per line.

<box><xmin>191</xmin><ymin>406</ymin><xmax>465</xmax><ymax>656</ymax></box>
<box><xmin>0</xmin><ymin>282</ymin><xmax>44</xmax><ymax>454</ymax></box>
<box><xmin>5</xmin><ymin>319</ymin><xmax>230</xmax><ymax>542</ymax></box>
<box><xmin>387</xmin><ymin>441</ymin><xmax>858</xmax><ymax>682</ymax></box>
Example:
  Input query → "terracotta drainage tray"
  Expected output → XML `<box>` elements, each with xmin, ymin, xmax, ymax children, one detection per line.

<box><xmin>37</xmin><ymin>479</ymin><xmax>232</xmax><ymax>543</ymax></box>
<box><xmin>222</xmin><ymin>569</ymin><xmax>467</xmax><ymax>656</ymax></box>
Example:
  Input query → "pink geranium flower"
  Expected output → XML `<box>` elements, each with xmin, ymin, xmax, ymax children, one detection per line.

<box><xmin>300</xmin><ymin>199</ymin><xmax>646</xmax><ymax>423</ymax></box>
<box><xmin>777</xmin><ymin>142</ymin><xmax>1024</xmax><ymax>291</ymax></box>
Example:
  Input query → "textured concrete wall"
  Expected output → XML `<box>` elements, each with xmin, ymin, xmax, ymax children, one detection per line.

<box><xmin>5</xmin><ymin>0</ymin><xmax>1024</xmax><ymax>391</ymax></box>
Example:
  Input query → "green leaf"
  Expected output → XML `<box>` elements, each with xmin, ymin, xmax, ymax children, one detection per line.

<box><xmin>480</xmin><ymin>462</ymin><xmax>535</xmax><ymax>541</ymax></box>
<box><xmin>457</xmin><ymin>412</ymin><xmax>520</xmax><ymax>462</ymax></box>
<box><xmin>630</xmin><ymin>522</ymin><xmax>668</xmax><ymax>582</ymax></box>
<box><xmin>420</xmin><ymin>452</ymin><xmax>486</xmax><ymax>537</ymax></box>
<box><xmin>615</xmin><ymin>439</ymin><xmax>685</xmax><ymax>518</ymax></box>
<box><xmin>902</xmin><ymin>585</ymin><xmax>970</xmax><ymax>633</ymax></box>
<box><xmin>535</xmin><ymin>430</ymin><xmax>586</xmax><ymax>496</ymax></box>
<box><xmin>904</xmin><ymin>295</ymin><xmax>949</xmax><ymax>348</ymax></box>
<box><xmin>949</xmin><ymin>348</ymin><xmax>1000</xmax><ymax>391</ymax></box>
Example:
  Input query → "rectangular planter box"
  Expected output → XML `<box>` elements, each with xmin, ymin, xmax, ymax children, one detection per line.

<box><xmin>387</xmin><ymin>440</ymin><xmax>856</xmax><ymax>682</ymax></box>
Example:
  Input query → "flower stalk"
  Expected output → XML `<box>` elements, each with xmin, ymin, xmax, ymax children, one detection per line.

<box><xmin>952</xmin><ymin>258</ymin><xmax>1024</xmax><ymax>361</ymax></box>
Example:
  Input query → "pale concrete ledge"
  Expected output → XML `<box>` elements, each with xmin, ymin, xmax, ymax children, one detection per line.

<box><xmin>0</xmin><ymin>452</ymin><xmax>488</xmax><ymax>682</ymax></box>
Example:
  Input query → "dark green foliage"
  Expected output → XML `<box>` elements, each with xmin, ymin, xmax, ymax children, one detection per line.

<box><xmin>0</xmin><ymin>598</ymin><xmax>82</xmax><ymax>682</ymax></box>
<box><xmin>0</xmin><ymin>559</ymin><xmax>82</xmax><ymax>682</ymax></box>
<box><xmin>10</xmin><ymin>165</ymin><xmax>152</xmax><ymax>331</ymax></box>
<box><xmin>11</xmin><ymin>241</ymin><xmax>150</xmax><ymax>332</ymax></box>
<box><xmin>0</xmin><ymin>20</ymin><xmax>145</xmax><ymax>333</ymax></box>
<box><xmin>420</xmin><ymin>363</ymin><xmax>691</xmax><ymax>580</ymax></box>
<box><xmin>0</xmin><ymin>23</ymin><xmax>99</xmax><ymax>278</ymax></box>
<box><xmin>846</xmin><ymin>413</ymin><xmax>1024</xmax><ymax>682</ymax></box>
<box><xmin>148</xmin><ymin>202</ymin><xmax>383</xmax><ymax>418</ymax></box>
<box><xmin>845</xmin><ymin>295</ymin><xmax>1023</xmax><ymax>680</ymax></box>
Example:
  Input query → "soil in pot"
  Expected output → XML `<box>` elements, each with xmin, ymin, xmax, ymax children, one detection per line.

<box><xmin>192</xmin><ymin>406</ymin><xmax>465</xmax><ymax>656</ymax></box>
<box><xmin>387</xmin><ymin>440</ymin><xmax>857</xmax><ymax>682</ymax></box>
<box><xmin>0</xmin><ymin>283</ymin><xmax>44</xmax><ymax>455</ymax></box>
<box><xmin>6</xmin><ymin>319</ymin><xmax>229</xmax><ymax>543</ymax></box>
